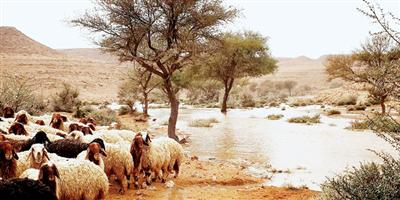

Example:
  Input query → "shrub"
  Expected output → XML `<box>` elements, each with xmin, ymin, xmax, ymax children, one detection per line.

<box><xmin>189</xmin><ymin>118</ymin><xmax>219</xmax><ymax>127</ymax></box>
<box><xmin>317</xmin><ymin>156</ymin><xmax>400</xmax><ymax>200</ymax></box>
<box><xmin>240</xmin><ymin>93</ymin><xmax>256</xmax><ymax>108</ymax></box>
<box><xmin>118</xmin><ymin>106</ymin><xmax>131</xmax><ymax>115</ymax></box>
<box><xmin>288</xmin><ymin>115</ymin><xmax>320</xmax><ymax>124</ymax></box>
<box><xmin>88</xmin><ymin>108</ymin><xmax>118</xmax><ymax>126</ymax></box>
<box><xmin>51</xmin><ymin>83</ymin><xmax>80</xmax><ymax>112</ymax></box>
<box><xmin>337</xmin><ymin>94</ymin><xmax>357</xmax><ymax>106</ymax></box>
<box><xmin>72</xmin><ymin>104</ymin><xmax>94</xmax><ymax>118</ymax></box>
<box><xmin>327</xmin><ymin>109</ymin><xmax>341</xmax><ymax>115</ymax></box>
<box><xmin>267</xmin><ymin>114</ymin><xmax>284</xmax><ymax>120</ymax></box>
<box><xmin>348</xmin><ymin>120</ymin><xmax>369</xmax><ymax>130</ymax></box>
<box><xmin>0</xmin><ymin>73</ymin><xmax>47</xmax><ymax>114</ymax></box>
<box><xmin>268</xmin><ymin>102</ymin><xmax>280</xmax><ymax>107</ymax></box>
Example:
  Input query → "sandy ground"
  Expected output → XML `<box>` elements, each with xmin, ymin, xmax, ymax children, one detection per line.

<box><xmin>106</xmin><ymin>114</ymin><xmax>319</xmax><ymax>200</ymax></box>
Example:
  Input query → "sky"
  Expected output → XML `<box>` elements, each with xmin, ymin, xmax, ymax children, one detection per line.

<box><xmin>0</xmin><ymin>0</ymin><xmax>399</xmax><ymax>58</ymax></box>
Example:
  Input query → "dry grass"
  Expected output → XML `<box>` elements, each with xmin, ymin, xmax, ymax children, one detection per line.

<box><xmin>348</xmin><ymin>120</ymin><xmax>369</xmax><ymax>130</ymax></box>
<box><xmin>189</xmin><ymin>118</ymin><xmax>220</xmax><ymax>127</ymax></box>
<box><xmin>288</xmin><ymin>115</ymin><xmax>320</xmax><ymax>124</ymax></box>
<box><xmin>267</xmin><ymin>114</ymin><xmax>284</xmax><ymax>120</ymax></box>
<box><xmin>326</xmin><ymin>109</ymin><xmax>341</xmax><ymax>116</ymax></box>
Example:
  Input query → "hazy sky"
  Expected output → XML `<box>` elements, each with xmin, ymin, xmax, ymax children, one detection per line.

<box><xmin>1</xmin><ymin>0</ymin><xmax>399</xmax><ymax>58</ymax></box>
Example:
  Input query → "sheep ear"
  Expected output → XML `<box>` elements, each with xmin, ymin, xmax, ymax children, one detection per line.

<box><xmin>53</xmin><ymin>165</ymin><xmax>60</xmax><ymax>179</ymax></box>
<box><xmin>100</xmin><ymin>148</ymin><xmax>107</xmax><ymax>157</ymax></box>
<box><xmin>13</xmin><ymin>149</ymin><xmax>18</xmax><ymax>160</ymax></box>
<box><xmin>44</xmin><ymin>149</ymin><xmax>50</xmax><ymax>161</ymax></box>
<box><xmin>144</xmin><ymin>135</ymin><xmax>151</xmax><ymax>146</ymax></box>
<box><xmin>26</xmin><ymin>150</ymin><xmax>32</xmax><ymax>161</ymax></box>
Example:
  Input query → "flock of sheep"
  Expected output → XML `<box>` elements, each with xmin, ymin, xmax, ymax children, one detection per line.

<box><xmin>0</xmin><ymin>107</ymin><xmax>184</xmax><ymax>200</ymax></box>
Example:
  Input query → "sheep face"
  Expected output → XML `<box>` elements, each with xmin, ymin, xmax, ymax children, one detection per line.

<box><xmin>87</xmin><ymin>123</ymin><xmax>96</xmax><ymax>131</ymax></box>
<box><xmin>39</xmin><ymin>163</ymin><xmax>60</xmax><ymax>183</ymax></box>
<box><xmin>0</xmin><ymin>141</ymin><xmax>18</xmax><ymax>161</ymax></box>
<box><xmin>8</xmin><ymin>123</ymin><xmax>28</xmax><ymax>136</ymax></box>
<box><xmin>32</xmin><ymin>131</ymin><xmax>52</xmax><ymax>145</ymax></box>
<box><xmin>69</xmin><ymin>123</ymin><xmax>82</xmax><ymax>133</ymax></box>
<box><xmin>86</xmin><ymin>143</ymin><xmax>106</xmax><ymax>166</ymax></box>
<box><xmin>35</xmin><ymin>120</ymin><xmax>45</xmax><ymax>126</ymax></box>
<box><xmin>3</xmin><ymin>107</ymin><xmax>14</xmax><ymax>118</ymax></box>
<box><xmin>15</xmin><ymin>113</ymin><xmax>28</xmax><ymax>124</ymax></box>
<box><xmin>79</xmin><ymin>118</ymin><xmax>88</xmax><ymax>124</ymax></box>
<box><xmin>87</xmin><ymin>117</ymin><xmax>96</xmax><ymax>126</ymax></box>
<box><xmin>28</xmin><ymin>144</ymin><xmax>49</xmax><ymax>164</ymax></box>
<box><xmin>66</xmin><ymin>131</ymin><xmax>83</xmax><ymax>141</ymax></box>
<box><xmin>81</xmin><ymin>126</ymin><xmax>93</xmax><ymax>135</ymax></box>
<box><xmin>50</xmin><ymin>114</ymin><xmax>63</xmax><ymax>130</ymax></box>
<box><xmin>131</xmin><ymin>133</ymin><xmax>145</xmax><ymax>167</ymax></box>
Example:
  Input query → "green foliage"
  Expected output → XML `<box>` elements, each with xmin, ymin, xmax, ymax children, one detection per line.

<box><xmin>267</xmin><ymin>114</ymin><xmax>284</xmax><ymax>120</ymax></box>
<box><xmin>51</xmin><ymin>83</ymin><xmax>80</xmax><ymax>113</ymax></box>
<box><xmin>318</xmin><ymin>156</ymin><xmax>400</xmax><ymax>200</ymax></box>
<box><xmin>88</xmin><ymin>108</ymin><xmax>118</xmax><ymax>126</ymax></box>
<box><xmin>189</xmin><ymin>118</ymin><xmax>220</xmax><ymax>128</ymax></box>
<box><xmin>288</xmin><ymin>115</ymin><xmax>320</xmax><ymax>124</ymax></box>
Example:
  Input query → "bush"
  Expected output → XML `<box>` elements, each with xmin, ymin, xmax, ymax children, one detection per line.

<box><xmin>189</xmin><ymin>118</ymin><xmax>219</xmax><ymax>127</ymax></box>
<box><xmin>118</xmin><ymin>106</ymin><xmax>131</xmax><ymax>115</ymax></box>
<box><xmin>317</xmin><ymin>156</ymin><xmax>400</xmax><ymax>200</ymax></box>
<box><xmin>288</xmin><ymin>115</ymin><xmax>320</xmax><ymax>124</ymax></box>
<box><xmin>267</xmin><ymin>114</ymin><xmax>284</xmax><ymax>120</ymax></box>
<box><xmin>51</xmin><ymin>83</ymin><xmax>80</xmax><ymax>112</ymax></box>
<box><xmin>73</xmin><ymin>105</ymin><xmax>94</xmax><ymax>118</ymax></box>
<box><xmin>337</xmin><ymin>94</ymin><xmax>357</xmax><ymax>106</ymax></box>
<box><xmin>88</xmin><ymin>109</ymin><xmax>118</xmax><ymax>126</ymax></box>
<box><xmin>327</xmin><ymin>109</ymin><xmax>341</xmax><ymax>115</ymax></box>
<box><xmin>348</xmin><ymin>104</ymin><xmax>367</xmax><ymax>111</ymax></box>
<box><xmin>0</xmin><ymin>73</ymin><xmax>47</xmax><ymax>114</ymax></box>
<box><xmin>240</xmin><ymin>93</ymin><xmax>256</xmax><ymax>108</ymax></box>
<box><xmin>348</xmin><ymin>120</ymin><xmax>369</xmax><ymax>130</ymax></box>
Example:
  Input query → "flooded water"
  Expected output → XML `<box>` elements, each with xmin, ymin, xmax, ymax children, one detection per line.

<box><xmin>148</xmin><ymin>105</ymin><xmax>397</xmax><ymax>190</ymax></box>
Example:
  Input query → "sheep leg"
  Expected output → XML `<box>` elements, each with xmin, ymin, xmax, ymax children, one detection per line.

<box><xmin>173</xmin><ymin>161</ymin><xmax>180</xmax><ymax>178</ymax></box>
<box><xmin>145</xmin><ymin>171</ymin><xmax>153</xmax><ymax>185</ymax></box>
<box><xmin>116</xmin><ymin>173</ymin><xmax>127</xmax><ymax>194</ymax></box>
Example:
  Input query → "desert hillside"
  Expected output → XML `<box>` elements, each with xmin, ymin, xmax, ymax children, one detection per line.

<box><xmin>0</xmin><ymin>26</ymin><xmax>129</xmax><ymax>102</ymax></box>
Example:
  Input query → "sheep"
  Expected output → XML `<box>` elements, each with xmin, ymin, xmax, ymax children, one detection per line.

<box><xmin>139</xmin><ymin>134</ymin><xmax>184</xmax><ymax>184</ymax></box>
<box><xmin>67</xmin><ymin>131</ymin><xmax>131</xmax><ymax>194</ymax></box>
<box><xmin>0</xmin><ymin>134</ymin><xmax>5</xmax><ymax>142</ymax></box>
<box><xmin>4</xmin><ymin>131</ymin><xmax>52</xmax><ymax>152</ymax></box>
<box><xmin>77</xmin><ymin>142</ymin><xmax>107</xmax><ymax>171</ymax></box>
<box><xmin>49</xmin><ymin>113</ymin><xmax>67</xmax><ymax>132</ymax></box>
<box><xmin>19</xmin><ymin>162</ymin><xmax>61</xmax><ymax>199</ymax></box>
<box><xmin>14</xmin><ymin>110</ymin><xmax>31</xmax><ymax>124</ymax></box>
<box><xmin>53</xmin><ymin>160</ymin><xmax>109</xmax><ymax>200</ymax></box>
<box><xmin>26</xmin><ymin>143</ymin><xmax>50</xmax><ymax>169</ymax></box>
<box><xmin>66</xmin><ymin>130</ymin><xmax>124</xmax><ymax>144</ymax></box>
<box><xmin>0</xmin><ymin>141</ymin><xmax>19</xmax><ymax>179</ymax></box>
<box><xmin>46</xmin><ymin>138</ymin><xmax>105</xmax><ymax>158</ymax></box>
<box><xmin>2</xmin><ymin>107</ymin><xmax>14</xmax><ymax>118</ymax></box>
<box><xmin>0</xmin><ymin>178</ymin><xmax>57</xmax><ymax>200</ymax></box>
<box><xmin>8</xmin><ymin>122</ymin><xmax>28</xmax><ymax>136</ymax></box>
<box><xmin>35</xmin><ymin>120</ymin><xmax>45</xmax><ymax>126</ymax></box>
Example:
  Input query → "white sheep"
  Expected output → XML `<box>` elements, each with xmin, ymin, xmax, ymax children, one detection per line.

<box><xmin>66</xmin><ymin>130</ymin><xmax>124</xmax><ymax>144</ymax></box>
<box><xmin>19</xmin><ymin>168</ymin><xmax>39</xmax><ymax>180</ymax></box>
<box><xmin>15</xmin><ymin>144</ymin><xmax>50</xmax><ymax>177</ymax></box>
<box><xmin>140</xmin><ymin>135</ymin><xmax>184</xmax><ymax>183</ymax></box>
<box><xmin>76</xmin><ymin>142</ymin><xmax>107</xmax><ymax>171</ymax></box>
<box><xmin>54</xmin><ymin>159</ymin><xmax>109</xmax><ymax>200</ymax></box>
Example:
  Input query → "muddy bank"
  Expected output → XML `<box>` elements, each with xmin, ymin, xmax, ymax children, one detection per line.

<box><xmin>108</xmin><ymin>158</ymin><xmax>318</xmax><ymax>200</ymax></box>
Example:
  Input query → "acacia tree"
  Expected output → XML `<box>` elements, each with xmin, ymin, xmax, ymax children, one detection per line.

<box><xmin>325</xmin><ymin>34</ymin><xmax>400</xmax><ymax>114</ymax></box>
<box><xmin>359</xmin><ymin>0</ymin><xmax>400</xmax><ymax>45</ymax></box>
<box><xmin>72</xmin><ymin>0</ymin><xmax>237</xmax><ymax>141</ymax></box>
<box><xmin>118</xmin><ymin>66</ymin><xmax>160</xmax><ymax>116</ymax></box>
<box><xmin>199</xmin><ymin>32</ymin><xmax>277</xmax><ymax>113</ymax></box>
<box><xmin>283</xmin><ymin>80</ymin><xmax>297</xmax><ymax>96</ymax></box>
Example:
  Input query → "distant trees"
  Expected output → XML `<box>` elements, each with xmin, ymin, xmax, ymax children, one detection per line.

<box><xmin>196</xmin><ymin>32</ymin><xmax>277</xmax><ymax>113</ymax></box>
<box><xmin>325</xmin><ymin>34</ymin><xmax>400</xmax><ymax>114</ymax></box>
<box><xmin>72</xmin><ymin>0</ymin><xmax>237</xmax><ymax>141</ymax></box>
<box><xmin>118</xmin><ymin>66</ymin><xmax>160</xmax><ymax>116</ymax></box>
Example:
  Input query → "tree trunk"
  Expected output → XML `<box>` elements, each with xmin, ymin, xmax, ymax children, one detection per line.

<box><xmin>143</xmin><ymin>93</ymin><xmax>149</xmax><ymax>116</ymax></box>
<box><xmin>164</xmin><ymin>79</ymin><xmax>179</xmax><ymax>142</ymax></box>
<box><xmin>221</xmin><ymin>78</ymin><xmax>234</xmax><ymax>113</ymax></box>
<box><xmin>380</xmin><ymin>96</ymin><xmax>386</xmax><ymax>115</ymax></box>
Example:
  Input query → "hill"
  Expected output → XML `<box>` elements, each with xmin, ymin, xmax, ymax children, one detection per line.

<box><xmin>0</xmin><ymin>26</ymin><xmax>60</xmax><ymax>56</ymax></box>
